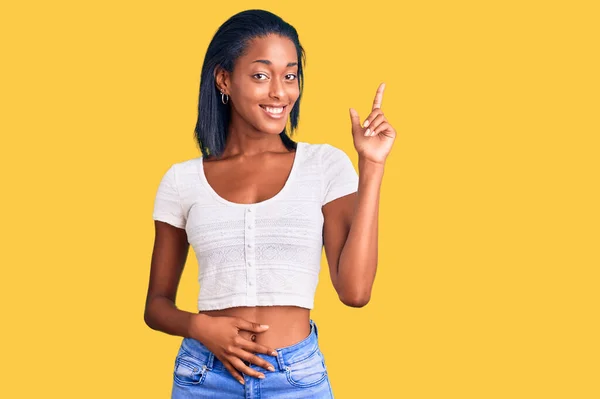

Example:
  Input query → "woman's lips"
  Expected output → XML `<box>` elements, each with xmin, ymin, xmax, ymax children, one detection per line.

<box><xmin>259</xmin><ymin>104</ymin><xmax>287</xmax><ymax>119</ymax></box>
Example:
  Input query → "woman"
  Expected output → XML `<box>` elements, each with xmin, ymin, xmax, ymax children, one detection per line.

<box><xmin>145</xmin><ymin>9</ymin><xmax>396</xmax><ymax>398</ymax></box>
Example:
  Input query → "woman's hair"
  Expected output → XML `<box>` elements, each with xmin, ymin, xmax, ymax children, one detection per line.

<box><xmin>194</xmin><ymin>9</ymin><xmax>306</xmax><ymax>158</ymax></box>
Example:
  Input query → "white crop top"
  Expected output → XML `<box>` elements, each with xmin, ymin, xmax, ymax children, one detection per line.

<box><xmin>152</xmin><ymin>141</ymin><xmax>359</xmax><ymax>311</ymax></box>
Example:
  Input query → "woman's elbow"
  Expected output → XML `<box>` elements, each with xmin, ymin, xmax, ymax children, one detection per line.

<box><xmin>339</xmin><ymin>292</ymin><xmax>371</xmax><ymax>308</ymax></box>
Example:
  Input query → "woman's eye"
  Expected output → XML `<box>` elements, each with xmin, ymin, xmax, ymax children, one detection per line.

<box><xmin>253</xmin><ymin>73</ymin><xmax>296</xmax><ymax>81</ymax></box>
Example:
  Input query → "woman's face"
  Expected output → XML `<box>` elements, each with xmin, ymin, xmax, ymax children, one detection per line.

<box><xmin>220</xmin><ymin>34</ymin><xmax>300</xmax><ymax>136</ymax></box>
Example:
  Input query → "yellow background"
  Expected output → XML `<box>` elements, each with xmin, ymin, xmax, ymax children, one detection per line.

<box><xmin>1</xmin><ymin>0</ymin><xmax>598</xmax><ymax>398</ymax></box>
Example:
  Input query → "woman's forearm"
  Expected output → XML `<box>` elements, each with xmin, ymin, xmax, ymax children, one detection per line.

<box><xmin>144</xmin><ymin>296</ymin><xmax>207</xmax><ymax>338</ymax></box>
<box><xmin>336</xmin><ymin>157</ymin><xmax>385</xmax><ymax>306</ymax></box>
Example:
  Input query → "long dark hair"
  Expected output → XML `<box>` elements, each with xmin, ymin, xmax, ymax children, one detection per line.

<box><xmin>194</xmin><ymin>9</ymin><xmax>306</xmax><ymax>158</ymax></box>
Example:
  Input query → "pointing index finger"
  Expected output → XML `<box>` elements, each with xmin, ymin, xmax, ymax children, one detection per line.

<box><xmin>372</xmin><ymin>82</ymin><xmax>386</xmax><ymax>110</ymax></box>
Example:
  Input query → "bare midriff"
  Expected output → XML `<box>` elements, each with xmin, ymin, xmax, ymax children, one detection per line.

<box><xmin>199</xmin><ymin>306</ymin><xmax>311</xmax><ymax>349</ymax></box>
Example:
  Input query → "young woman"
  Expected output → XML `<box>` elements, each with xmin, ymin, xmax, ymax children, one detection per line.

<box><xmin>145</xmin><ymin>9</ymin><xmax>396</xmax><ymax>399</ymax></box>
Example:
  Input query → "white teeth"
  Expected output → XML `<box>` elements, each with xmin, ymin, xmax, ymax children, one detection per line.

<box><xmin>262</xmin><ymin>106</ymin><xmax>284</xmax><ymax>114</ymax></box>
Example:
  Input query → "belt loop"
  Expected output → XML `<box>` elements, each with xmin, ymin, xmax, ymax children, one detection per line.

<box><xmin>276</xmin><ymin>350</ymin><xmax>286</xmax><ymax>371</ymax></box>
<box><xmin>312</xmin><ymin>319</ymin><xmax>318</xmax><ymax>338</ymax></box>
<box><xmin>206</xmin><ymin>351</ymin><xmax>215</xmax><ymax>370</ymax></box>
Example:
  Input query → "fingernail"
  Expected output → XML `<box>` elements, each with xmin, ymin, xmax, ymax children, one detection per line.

<box><xmin>363</xmin><ymin>120</ymin><xmax>370</xmax><ymax>128</ymax></box>
<box><xmin>239</xmin><ymin>379</ymin><xmax>245</xmax><ymax>385</ymax></box>
<box><xmin>271</xmin><ymin>351</ymin><xmax>278</xmax><ymax>356</ymax></box>
<box><xmin>258</xmin><ymin>374</ymin><xmax>266</xmax><ymax>379</ymax></box>
<box><xmin>260</xmin><ymin>324</ymin><xmax>269</xmax><ymax>328</ymax></box>
<box><xmin>268</xmin><ymin>366</ymin><xmax>275</xmax><ymax>371</ymax></box>
<box><xmin>365</xmin><ymin>129</ymin><xmax>370</xmax><ymax>136</ymax></box>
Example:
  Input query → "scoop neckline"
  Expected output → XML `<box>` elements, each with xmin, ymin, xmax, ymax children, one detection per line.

<box><xmin>196</xmin><ymin>141</ymin><xmax>304</xmax><ymax>208</ymax></box>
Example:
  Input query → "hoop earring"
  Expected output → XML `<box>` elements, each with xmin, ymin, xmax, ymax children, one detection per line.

<box><xmin>220</xmin><ymin>92</ymin><xmax>229</xmax><ymax>104</ymax></box>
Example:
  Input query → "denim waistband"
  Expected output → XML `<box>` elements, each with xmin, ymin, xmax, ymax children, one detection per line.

<box><xmin>179</xmin><ymin>319</ymin><xmax>319</xmax><ymax>372</ymax></box>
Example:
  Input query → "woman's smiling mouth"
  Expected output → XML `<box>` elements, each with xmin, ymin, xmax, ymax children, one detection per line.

<box><xmin>259</xmin><ymin>104</ymin><xmax>287</xmax><ymax>119</ymax></box>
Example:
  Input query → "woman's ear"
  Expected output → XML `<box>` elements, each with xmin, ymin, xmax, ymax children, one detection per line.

<box><xmin>214</xmin><ymin>66</ymin><xmax>230</xmax><ymax>95</ymax></box>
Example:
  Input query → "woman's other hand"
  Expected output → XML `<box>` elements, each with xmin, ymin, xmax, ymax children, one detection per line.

<box><xmin>188</xmin><ymin>314</ymin><xmax>278</xmax><ymax>385</ymax></box>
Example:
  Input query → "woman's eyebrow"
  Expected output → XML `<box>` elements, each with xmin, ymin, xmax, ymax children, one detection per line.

<box><xmin>251</xmin><ymin>59</ymin><xmax>298</xmax><ymax>67</ymax></box>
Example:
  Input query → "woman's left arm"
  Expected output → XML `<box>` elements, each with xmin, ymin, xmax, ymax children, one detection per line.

<box><xmin>323</xmin><ymin>83</ymin><xmax>397</xmax><ymax>307</ymax></box>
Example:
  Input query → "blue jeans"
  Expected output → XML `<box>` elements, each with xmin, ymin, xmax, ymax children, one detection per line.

<box><xmin>171</xmin><ymin>319</ymin><xmax>334</xmax><ymax>398</ymax></box>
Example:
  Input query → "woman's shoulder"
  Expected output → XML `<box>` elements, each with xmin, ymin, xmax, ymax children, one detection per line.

<box><xmin>167</xmin><ymin>156</ymin><xmax>202</xmax><ymax>169</ymax></box>
<box><xmin>301</xmin><ymin>140</ymin><xmax>337</xmax><ymax>150</ymax></box>
<box><xmin>158</xmin><ymin>156</ymin><xmax>202</xmax><ymax>186</ymax></box>
<box><xmin>300</xmin><ymin>141</ymin><xmax>344</xmax><ymax>160</ymax></box>
<box><xmin>302</xmin><ymin>141</ymin><xmax>352</xmax><ymax>164</ymax></box>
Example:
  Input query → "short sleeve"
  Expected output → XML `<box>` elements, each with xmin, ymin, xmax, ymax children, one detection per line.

<box><xmin>152</xmin><ymin>164</ymin><xmax>186</xmax><ymax>229</ymax></box>
<box><xmin>322</xmin><ymin>145</ymin><xmax>359</xmax><ymax>205</ymax></box>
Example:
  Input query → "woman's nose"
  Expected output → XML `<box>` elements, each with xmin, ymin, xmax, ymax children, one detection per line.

<box><xmin>269</xmin><ymin>79</ymin><xmax>285</xmax><ymax>99</ymax></box>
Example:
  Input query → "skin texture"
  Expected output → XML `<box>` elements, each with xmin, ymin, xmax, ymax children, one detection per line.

<box><xmin>145</xmin><ymin>33</ymin><xmax>395</xmax><ymax>385</ymax></box>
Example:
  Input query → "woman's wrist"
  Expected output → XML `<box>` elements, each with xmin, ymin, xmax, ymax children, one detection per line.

<box><xmin>358</xmin><ymin>156</ymin><xmax>386</xmax><ymax>175</ymax></box>
<box><xmin>188</xmin><ymin>312</ymin><xmax>212</xmax><ymax>340</ymax></box>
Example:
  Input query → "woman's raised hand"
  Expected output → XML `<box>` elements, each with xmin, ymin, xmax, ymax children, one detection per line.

<box><xmin>349</xmin><ymin>82</ymin><xmax>397</xmax><ymax>164</ymax></box>
<box><xmin>188</xmin><ymin>314</ymin><xmax>278</xmax><ymax>385</ymax></box>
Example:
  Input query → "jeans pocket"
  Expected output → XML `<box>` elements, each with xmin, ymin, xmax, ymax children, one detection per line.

<box><xmin>173</xmin><ymin>350</ymin><xmax>208</xmax><ymax>387</ymax></box>
<box><xmin>285</xmin><ymin>349</ymin><xmax>328</xmax><ymax>388</ymax></box>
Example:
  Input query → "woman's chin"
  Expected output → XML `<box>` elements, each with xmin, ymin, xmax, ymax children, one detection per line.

<box><xmin>259</xmin><ymin>123</ymin><xmax>287</xmax><ymax>135</ymax></box>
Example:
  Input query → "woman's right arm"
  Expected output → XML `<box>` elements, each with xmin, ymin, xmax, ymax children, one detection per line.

<box><xmin>143</xmin><ymin>220</ymin><xmax>199</xmax><ymax>338</ymax></box>
<box><xmin>143</xmin><ymin>221</ymin><xmax>277</xmax><ymax>384</ymax></box>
